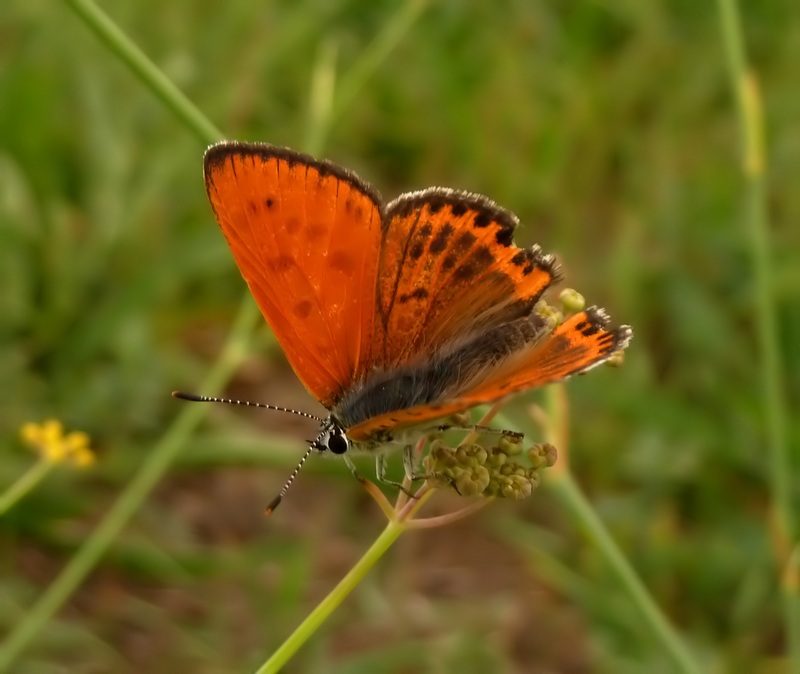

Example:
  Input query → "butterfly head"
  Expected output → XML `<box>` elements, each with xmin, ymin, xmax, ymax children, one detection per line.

<box><xmin>311</xmin><ymin>416</ymin><xmax>350</xmax><ymax>455</ymax></box>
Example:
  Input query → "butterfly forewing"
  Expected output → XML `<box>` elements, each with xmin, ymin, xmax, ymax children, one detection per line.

<box><xmin>204</xmin><ymin>142</ymin><xmax>383</xmax><ymax>407</ymax></box>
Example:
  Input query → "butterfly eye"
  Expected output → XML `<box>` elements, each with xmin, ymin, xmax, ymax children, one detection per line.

<box><xmin>327</xmin><ymin>429</ymin><xmax>349</xmax><ymax>455</ymax></box>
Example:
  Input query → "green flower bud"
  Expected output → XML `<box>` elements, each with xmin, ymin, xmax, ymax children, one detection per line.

<box><xmin>501</xmin><ymin>474</ymin><xmax>533</xmax><ymax>500</ymax></box>
<box><xmin>429</xmin><ymin>441</ymin><xmax>457</xmax><ymax>468</ymax></box>
<box><xmin>498</xmin><ymin>433</ymin><xmax>524</xmax><ymax>455</ymax></box>
<box><xmin>447</xmin><ymin>412</ymin><xmax>472</xmax><ymax>428</ymax></box>
<box><xmin>559</xmin><ymin>288</ymin><xmax>586</xmax><ymax>314</ymax></box>
<box><xmin>488</xmin><ymin>449</ymin><xmax>508</xmax><ymax>468</ymax></box>
<box><xmin>455</xmin><ymin>444</ymin><xmax>474</xmax><ymax>466</ymax></box>
<box><xmin>454</xmin><ymin>464</ymin><xmax>491</xmax><ymax>497</ymax></box>
<box><xmin>528</xmin><ymin>443</ymin><xmax>558</xmax><ymax>469</ymax></box>
<box><xmin>483</xmin><ymin>478</ymin><xmax>502</xmax><ymax>498</ymax></box>
<box><xmin>534</xmin><ymin>299</ymin><xmax>563</xmax><ymax>329</ymax></box>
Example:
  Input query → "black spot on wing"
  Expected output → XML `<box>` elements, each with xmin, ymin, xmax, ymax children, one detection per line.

<box><xmin>451</xmin><ymin>202</ymin><xmax>468</xmax><ymax>217</ymax></box>
<box><xmin>511</xmin><ymin>250</ymin><xmax>530</xmax><ymax>267</ymax></box>
<box><xmin>578</xmin><ymin>321</ymin><xmax>601</xmax><ymax>337</ymax></box>
<box><xmin>427</xmin><ymin>197</ymin><xmax>445</xmax><ymax>214</ymax></box>
<box><xmin>454</xmin><ymin>245</ymin><xmax>494</xmax><ymax>280</ymax></box>
<box><xmin>441</xmin><ymin>229</ymin><xmax>477</xmax><ymax>271</ymax></box>
<box><xmin>473</xmin><ymin>210</ymin><xmax>491</xmax><ymax>228</ymax></box>
<box><xmin>398</xmin><ymin>287</ymin><xmax>429</xmax><ymax>304</ymax></box>
<box><xmin>429</xmin><ymin>223</ymin><xmax>455</xmax><ymax>254</ymax></box>
<box><xmin>408</xmin><ymin>221</ymin><xmax>434</xmax><ymax>260</ymax></box>
<box><xmin>452</xmin><ymin>230</ymin><xmax>477</xmax><ymax>254</ymax></box>
<box><xmin>494</xmin><ymin>226</ymin><xmax>514</xmax><ymax>246</ymax></box>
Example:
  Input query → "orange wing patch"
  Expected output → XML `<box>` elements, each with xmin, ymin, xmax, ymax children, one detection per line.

<box><xmin>347</xmin><ymin>308</ymin><xmax>631</xmax><ymax>441</ymax></box>
<box><xmin>374</xmin><ymin>189</ymin><xmax>560</xmax><ymax>368</ymax></box>
<box><xmin>204</xmin><ymin>142</ymin><xmax>382</xmax><ymax>407</ymax></box>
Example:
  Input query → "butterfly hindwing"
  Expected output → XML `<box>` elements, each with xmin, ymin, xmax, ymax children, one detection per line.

<box><xmin>453</xmin><ymin>307</ymin><xmax>633</xmax><ymax>404</ymax></box>
<box><xmin>346</xmin><ymin>308</ymin><xmax>631</xmax><ymax>441</ymax></box>
<box><xmin>374</xmin><ymin>189</ymin><xmax>560</xmax><ymax>368</ymax></box>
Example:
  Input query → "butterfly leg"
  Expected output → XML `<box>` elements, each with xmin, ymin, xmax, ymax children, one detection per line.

<box><xmin>399</xmin><ymin>444</ymin><xmax>467</xmax><ymax>495</ymax></box>
<box><xmin>342</xmin><ymin>453</ymin><xmax>370</xmax><ymax>486</ymax></box>
<box><xmin>435</xmin><ymin>424</ymin><xmax>523</xmax><ymax>441</ymax></box>
<box><xmin>374</xmin><ymin>452</ymin><xmax>418</xmax><ymax>497</ymax></box>
<box><xmin>402</xmin><ymin>445</ymin><xmax>419</xmax><ymax>481</ymax></box>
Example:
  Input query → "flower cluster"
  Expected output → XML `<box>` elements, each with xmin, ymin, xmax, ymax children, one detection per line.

<box><xmin>423</xmin><ymin>435</ymin><xmax>557</xmax><ymax>501</ymax></box>
<box><xmin>20</xmin><ymin>420</ymin><xmax>95</xmax><ymax>467</ymax></box>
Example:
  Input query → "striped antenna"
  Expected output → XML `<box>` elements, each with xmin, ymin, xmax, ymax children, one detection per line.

<box><xmin>264</xmin><ymin>443</ymin><xmax>316</xmax><ymax>515</ymax></box>
<box><xmin>172</xmin><ymin>390</ymin><xmax>323</xmax><ymax>515</ymax></box>
<box><xmin>172</xmin><ymin>391</ymin><xmax>322</xmax><ymax>422</ymax></box>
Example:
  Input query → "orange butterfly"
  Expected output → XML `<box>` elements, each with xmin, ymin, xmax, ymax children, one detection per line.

<box><xmin>191</xmin><ymin>141</ymin><xmax>632</xmax><ymax>509</ymax></box>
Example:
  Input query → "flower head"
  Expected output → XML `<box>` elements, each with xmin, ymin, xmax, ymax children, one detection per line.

<box><xmin>424</xmin><ymin>434</ymin><xmax>557</xmax><ymax>502</ymax></box>
<box><xmin>20</xmin><ymin>420</ymin><xmax>95</xmax><ymax>467</ymax></box>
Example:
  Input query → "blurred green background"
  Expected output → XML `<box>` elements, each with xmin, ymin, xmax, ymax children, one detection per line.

<box><xmin>1</xmin><ymin>0</ymin><xmax>798</xmax><ymax>672</ymax></box>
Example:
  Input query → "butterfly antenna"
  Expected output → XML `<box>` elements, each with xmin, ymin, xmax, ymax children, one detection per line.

<box><xmin>265</xmin><ymin>443</ymin><xmax>316</xmax><ymax>516</ymax></box>
<box><xmin>172</xmin><ymin>391</ymin><xmax>322</xmax><ymax>422</ymax></box>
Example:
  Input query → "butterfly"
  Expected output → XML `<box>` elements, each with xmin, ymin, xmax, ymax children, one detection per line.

<box><xmin>188</xmin><ymin>141</ymin><xmax>632</xmax><ymax>511</ymax></box>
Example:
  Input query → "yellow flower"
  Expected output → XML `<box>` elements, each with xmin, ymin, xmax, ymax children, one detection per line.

<box><xmin>20</xmin><ymin>420</ymin><xmax>95</xmax><ymax>468</ymax></box>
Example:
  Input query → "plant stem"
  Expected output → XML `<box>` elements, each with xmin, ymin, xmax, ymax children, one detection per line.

<box><xmin>548</xmin><ymin>473</ymin><xmax>702</xmax><ymax>674</ymax></box>
<box><xmin>255</xmin><ymin>489</ymin><xmax>433</xmax><ymax>674</ymax></box>
<box><xmin>0</xmin><ymin>459</ymin><xmax>54</xmax><ymax>516</ymax></box>
<box><xmin>493</xmin><ymin>396</ymin><xmax>702</xmax><ymax>674</ymax></box>
<box><xmin>306</xmin><ymin>0</ymin><xmax>428</xmax><ymax>151</ymax></box>
<box><xmin>0</xmin><ymin>299</ymin><xmax>261</xmax><ymax>672</ymax></box>
<box><xmin>254</xmin><ymin>519</ymin><xmax>406</xmax><ymax>674</ymax></box>
<box><xmin>63</xmin><ymin>0</ymin><xmax>222</xmax><ymax>145</ymax></box>
<box><xmin>715</xmin><ymin>0</ymin><xmax>798</xmax><ymax>668</ymax></box>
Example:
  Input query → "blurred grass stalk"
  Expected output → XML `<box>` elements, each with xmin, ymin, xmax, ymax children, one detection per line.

<box><xmin>255</xmin><ymin>490</ymin><xmax>434</xmax><ymax>674</ymax></box>
<box><xmin>63</xmin><ymin>0</ymin><xmax>223</xmax><ymax>144</ymax></box>
<box><xmin>0</xmin><ymin>0</ymin><xmax>425</xmax><ymax>670</ymax></box>
<box><xmin>497</xmin><ymin>391</ymin><xmax>703</xmax><ymax>674</ymax></box>
<box><xmin>0</xmin><ymin>459</ymin><xmax>54</xmax><ymax>516</ymax></box>
<box><xmin>716</xmin><ymin>0</ymin><xmax>799</xmax><ymax>669</ymax></box>
<box><xmin>256</xmin><ymin>525</ymin><xmax>408</xmax><ymax>674</ymax></box>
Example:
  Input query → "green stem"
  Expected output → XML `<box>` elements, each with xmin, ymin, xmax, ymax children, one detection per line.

<box><xmin>306</xmin><ymin>0</ymin><xmax>428</xmax><ymax>151</ymax></box>
<box><xmin>548</xmin><ymin>473</ymin><xmax>702</xmax><ymax>674</ymax></box>
<box><xmin>715</xmin><ymin>0</ymin><xmax>799</xmax><ymax>668</ymax></box>
<box><xmin>0</xmin><ymin>3</ymin><xmax>237</xmax><ymax>668</ymax></box>
<box><xmin>63</xmin><ymin>0</ymin><xmax>223</xmax><ymax>145</ymax></box>
<box><xmin>493</xmin><ymin>398</ymin><xmax>702</xmax><ymax>674</ymax></box>
<box><xmin>0</xmin><ymin>299</ymin><xmax>261</xmax><ymax>672</ymax></box>
<box><xmin>0</xmin><ymin>459</ymin><xmax>55</xmax><ymax>516</ymax></box>
<box><xmin>334</xmin><ymin>0</ymin><xmax>427</xmax><ymax>118</ymax></box>
<box><xmin>254</xmin><ymin>519</ymin><xmax>407</xmax><ymax>674</ymax></box>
